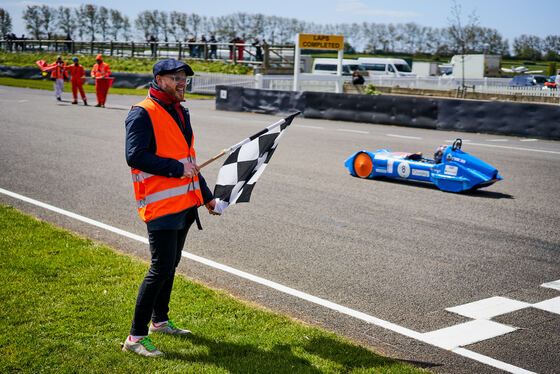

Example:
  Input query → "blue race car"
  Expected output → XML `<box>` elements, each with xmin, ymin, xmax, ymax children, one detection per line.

<box><xmin>344</xmin><ymin>139</ymin><xmax>502</xmax><ymax>192</ymax></box>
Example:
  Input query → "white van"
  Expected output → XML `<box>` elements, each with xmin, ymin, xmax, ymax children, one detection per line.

<box><xmin>312</xmin><ymin>58</ymin><xmax>364</xmax><ymax>76</ymax></box>
<box><xmin>357</xmin><ymin>57</ymin><xmax>415</xmax><ymax>77</ymax></box>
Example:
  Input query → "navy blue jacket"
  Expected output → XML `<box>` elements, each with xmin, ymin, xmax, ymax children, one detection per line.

<box><xmin>125</xmin><ymin>82</ymin><xmax>213</xmax><ymax>230</ymax></box>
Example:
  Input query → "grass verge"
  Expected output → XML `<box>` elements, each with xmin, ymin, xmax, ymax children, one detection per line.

<box><xmin>0</xmin><ymin>51</ymin><xmax>253</xmax><ymax>75</ymax></box>
<box><xmin>0</xmin><ymin>204</ymin><xmax>428</xmax><ymax>373</ymax></box>
<box><xmin>0</xmin><ymin>76</ymin><xmax>212</xmax><ymax>99</ymax></box>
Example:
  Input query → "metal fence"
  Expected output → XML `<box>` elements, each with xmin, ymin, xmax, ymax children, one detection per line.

<box><xmin>190</xmin><ymin>73</ymin><xmax>560</xmax><ymax>99</ymax></box>
<box><xmin>191</xmin><ymin>72</ymin><xmax>256</xmax><ymax>94</ymax></box>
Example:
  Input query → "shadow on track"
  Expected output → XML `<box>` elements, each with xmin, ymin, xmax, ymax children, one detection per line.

<box><xmin>351</xmin><ymin>176</ymin><xmax>514</xmax><ymax>199</ymax></box>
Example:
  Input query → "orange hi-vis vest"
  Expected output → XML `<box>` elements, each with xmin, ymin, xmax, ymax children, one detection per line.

<box><xmin>131</xmin><ymin>97</ymin><xmax>203</xmax><ymax>222</ymax></box>
<box><xmin>91</xmin><ymin>61</ymin><xmax>110</xmax><ymax>78</ymax></box>
<box><xmin>51</xmin><ymin>63</ymin><xmax>67</xmax><ymax>80</ymax></box>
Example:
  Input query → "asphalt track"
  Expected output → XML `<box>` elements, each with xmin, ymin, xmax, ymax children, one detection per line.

<box><xmin>1</xmin><ymin>86</ymin><xmax>559</xmax><ymax>373</ymax></box>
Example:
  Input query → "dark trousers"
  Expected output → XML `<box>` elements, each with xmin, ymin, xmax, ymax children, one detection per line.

<box><xmin>130</xmin><ymin>210</ymin><xmax>195</xmax><ymax>336</ymax></box>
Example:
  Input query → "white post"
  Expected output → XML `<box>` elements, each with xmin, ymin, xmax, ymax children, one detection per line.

<box><xmin>336</xmin><ymin>48</ymin><xmax>343</xmax><ymax>93</ymax></box>
<box><xmin>255</xmin><ymin>73</ymin><xmax>263</xmax><ymax>89</ymax></box>
<box><xmin>293</xmin><ymin>34</ymin><xmax>301</xmax><ymax>92</ymax></box>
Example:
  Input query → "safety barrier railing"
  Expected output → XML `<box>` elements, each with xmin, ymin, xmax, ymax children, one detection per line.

<box><xmin>190</xmin><ymin>72</ymin><xmax>255</xmax><ymax>94</ymax></box>
<box><xmin>190</xmin><ymin>73</ymin><xmax>559</xmax><ymax>98</ymax></box>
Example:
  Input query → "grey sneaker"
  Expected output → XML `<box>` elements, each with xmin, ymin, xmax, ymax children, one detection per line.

<box><xmin>122</xmin><ymin>336</ymin><xmax>163</xmax><ymax>357</ymax></box>
<box><xmin>149</xmin><ymin>319</ymin><xmax>191</xmax><ymax>336</ymax></box>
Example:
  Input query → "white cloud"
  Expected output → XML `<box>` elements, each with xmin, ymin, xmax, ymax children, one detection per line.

<box><xmin>335</xmin><ymin>0</ymin><xmax>421</xmax><ymax>18</ymax></box>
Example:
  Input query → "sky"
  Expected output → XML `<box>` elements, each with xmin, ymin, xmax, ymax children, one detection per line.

<box><xmin>2</xmin><ymin>0</ymin><xmax>558</xmax><ymax>43</ymax></box>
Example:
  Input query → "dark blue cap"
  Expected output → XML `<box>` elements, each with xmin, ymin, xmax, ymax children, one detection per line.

<box><xmin>152</xmin><ymin>59</ymin><xmax>194</xmax><ymax>78</ymax></box>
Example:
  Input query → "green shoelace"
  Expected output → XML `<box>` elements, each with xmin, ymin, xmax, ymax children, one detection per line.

<box><xmin>140</xmin><ymin>336</ymin><xmax>156</xmax><ymax>351</ymax></box>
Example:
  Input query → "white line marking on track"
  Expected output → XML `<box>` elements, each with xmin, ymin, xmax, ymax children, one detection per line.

<box><xmin>0</xmin><ymin>186</ymin><xmax>536</xmax><ymax>374</ymax></box>
<box><xmin>520</xmin><ymin>139</ymin><xmax>538</xmax><ymax>142</ymax></box>
<box><xmin>387</xmin><ymin>134</ymin><xmax>422</xmax><ymax>139</ymax></box>
<box><xmin>299</xmin><ymin>125</ymin><xmax>324</xmax><ymax>130</ymax></box>
<box><xmin>446</xmin><ymin>296</ymin><xmax>531</xmax><ymax>320</ymax></box>
<box><xmin>452</xmin><ymin>348</ymin><xmax>536</xmax><ymax>374</ymax></box>
<box><xmin>447</xmin><ymin>141</ymin><xmax>560</xmax><ymax>155</ymax></box>
<box><xmin>336</xmin><ymin>129</ymin><xmax>369</xmax><ymax>134</ymax></box>
<box><xmin>532</xmin><ymin>296</ymin><xmax>560</xmax><ymax>315</ymax></box>
<box><xmin>421</xmin><ymin>320</ymin><xmax>517</xmax><ymax>350</ymax></box>
<box><xmin>541</xmin><ymin>279</ymin><xmax>560</xmax><ymax>291</ymax></box>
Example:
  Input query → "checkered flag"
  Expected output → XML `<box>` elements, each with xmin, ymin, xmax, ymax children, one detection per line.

<box><xmin>212</xmin><ymin>112</ymin><xmax>300</xmax><ymax>214</ymax></box>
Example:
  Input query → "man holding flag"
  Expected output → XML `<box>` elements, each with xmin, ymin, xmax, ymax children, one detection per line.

<box><xmin>123</xmin><ymin>59</ymin><xmax>219</xmax><ymax>357</ymax></box>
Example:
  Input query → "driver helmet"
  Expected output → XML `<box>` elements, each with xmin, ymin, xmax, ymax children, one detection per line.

<box><xmin>434</xmin><ymin>145</ymin><xmax>447</xmax><ymax>163</ymax></box>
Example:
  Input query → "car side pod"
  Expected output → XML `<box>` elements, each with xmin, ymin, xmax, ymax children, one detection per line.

<box><xmin>431</xmin><ymin>173</ymin><xmax>472</xmax><ymax>192</ymax></box>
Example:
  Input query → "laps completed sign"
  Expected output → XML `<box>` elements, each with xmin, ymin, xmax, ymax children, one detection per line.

<box><xmin>299</xmin><ymin>34</ymin><xmax>344</xmax><ymax>50</ymax></box>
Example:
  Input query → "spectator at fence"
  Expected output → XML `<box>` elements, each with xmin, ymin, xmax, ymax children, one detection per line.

<box><xmin>50</xmin><ymin>56</ymin><xmax>68</xmax><ymax>102</ymax></box>
<box><xmin>352</xmin><ymin>70</ymin><xmax>365</xmax><ymax>85</ymax></box>
<box><xmin>198</xmin><ymin>35</ymin><xmax>207</xmax><ymax>59</ymax></box>
<box><xmin>91</xmin><ymin>54</ymin><xmax>112</xmax><ymax>108</ymax></box>
<box><xmin>236</xmin><ymin>37</ymin><xmax>244</xmax><ymax>61</ymax></box>
<box><xmin>64</xmin><ymin>34</ymin><xmax>72</xmax><ymax>52</ymax></box>
<box><xmin>228</xmin><ymin>37</ymin><xmax>237</xmax><ymax>60</ymax></box>
<box><xmin>68</xmin><ymin>57</ymin><xmax>87</xmax><ymax>105</ymax></box>
<box><xmin>252</xmin><ymin>38</ymin><xmax>263</xmax><ymax>61</ymax></box>
<box><xmin>149</xmin><ymin>35</ymin><xmax>157</xmax><ymax>57</ymax></box>
<box><xmin>187</xmin><ymin>36</ymin><xmax>197</xmax><ymax>58</ymax></box>
<box><xmin>17</xmin><ymin>34</ymin><xmax>26</xmax><ymax>51</ymax></box>
<box><xmin>208</xmin><ymin>35</ymin><xmax>218</xmax><ymax>59</ymax></box>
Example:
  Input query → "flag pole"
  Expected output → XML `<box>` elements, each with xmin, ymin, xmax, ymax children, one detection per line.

<box><xmin>198</xmin><ymin>150</ymin><xmax>227</xmax><ymax>169</ymax></box>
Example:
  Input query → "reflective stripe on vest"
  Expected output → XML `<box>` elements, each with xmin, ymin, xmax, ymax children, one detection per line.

<box><xmin>93</xmin><ymin>62</ymin><xmax>110</xmax><ymax>78</ymax></box>
<box><xmin>131</xmin><ymin>97</ymin><xmax>203</xmax><ymax>222</ymax></box>
<box><xmin>132</xmin><ymin>156</ymin><xmax>196</xmax><ymax>183</ymax></box>
<box><xmin>52</xmin><ymin>65</ymin><xmax>66</xmax><ymax>79</ymax></box>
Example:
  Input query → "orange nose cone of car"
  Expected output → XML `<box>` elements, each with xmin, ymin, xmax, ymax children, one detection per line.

<box><xmin>354</xmin><ymin>152</ymin><xmax>373</xmax><ymax>178</ymax></box>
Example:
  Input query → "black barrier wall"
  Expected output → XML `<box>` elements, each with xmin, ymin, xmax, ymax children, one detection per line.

<box><xmin>215</xmin><ymin>85</ymin><xmax>560</xmax><ymax>140</ymax></box>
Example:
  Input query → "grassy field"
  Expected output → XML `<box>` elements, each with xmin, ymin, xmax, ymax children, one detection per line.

<box><xmin>0</xmin><ymin>51</ymin><xmax>253</xmax><ymax>75</ymax></box>
<box><xmin>0</xmin><ymin>77</ymin><xmax>212</xmax><ymax>99</ymax></box>
<box><xmin>0</xmin><ymin>204</ymin><xmax>428</xmax><ymax>373</ymax></box>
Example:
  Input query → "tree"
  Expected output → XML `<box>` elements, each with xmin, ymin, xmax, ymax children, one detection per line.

<box><xmin>22</xmin><ymin>5</ymin><xmax>42</xmax><ymax>39</ymax></box>
<box><xmin>122</xmin><ymin>16</ymin><xmax>131</xmax><ymax>41</ymax></box>
<box><xmin>513</xmin><ymin>34</ymin><xmax>543</xmax><ymax>60</ymax></box>
<box><xmin>543</xmin><ymin>35</ymin><xmax>560</xmax><ymax>61</ymax></box>
<box><xmin>57</xmin><ymin>6</ymin><xmax>76</xmax><ymax>39</ymax></box>
<box><xmin>109</xmin><ymin>9</ymin><xmax>125</xmax><ymax>40</ymax></box>
<box><xmin>249</xmin><ymin>13</ymin><xmax>265</xmax><ymax>40</ymax></box>
<box><xmin>0</xmin><ymin>8</ymin><xmax>13</xmax><ymax>37</ymax></box>
<box><xmin>169</xmin><ymin>11</ymin><xmax>187</xmax><ymax>41</ymax></box>
<box><xmin>134</xmin><ymin>10</ymin><xmax>152</xmax><ymax>40</ymax></box>
<box><xmin>39</xmin><ymin>5</ymin><xmax>56</xmax><ymax>39</ymax></box>
<box><xmin>97</xmin><ymin>7</ymin><xmax>109</xmax><ymax>40</ymax></box>
<box><xmin>77</xmin><ymin>4</ymin><xmax>98</xmax><ymax>41</ymax></box>
<box><xmin>447</xmin><ymin>0</ymin><xmax>479</xmax><ymax>89</ymax></box>
<box><xmin>188</xmin><ymin>13</ymin><xmax>202</xmax><ymax>40</ymax></box>
<box><xmin>159</xmin><ymin>11</ymin><xmax>169</xmax><ymax>42</ymax></box>
<box><xmin>447</xmin><ymin>0</ymin><xmax>479</xmax><ymax>54</ymax></box>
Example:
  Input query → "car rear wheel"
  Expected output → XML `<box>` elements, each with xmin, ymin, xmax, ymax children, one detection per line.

<box><xmin>354</xmin><ymin>152</ymin><xmax>373</xmax><ymax>178</ymax></box>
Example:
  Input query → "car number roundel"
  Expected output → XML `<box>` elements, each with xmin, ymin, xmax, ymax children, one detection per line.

<box><xmin>397</xmin><ymin>162</ymin><xmax>410</xmax><ymax>178</ymax></box>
